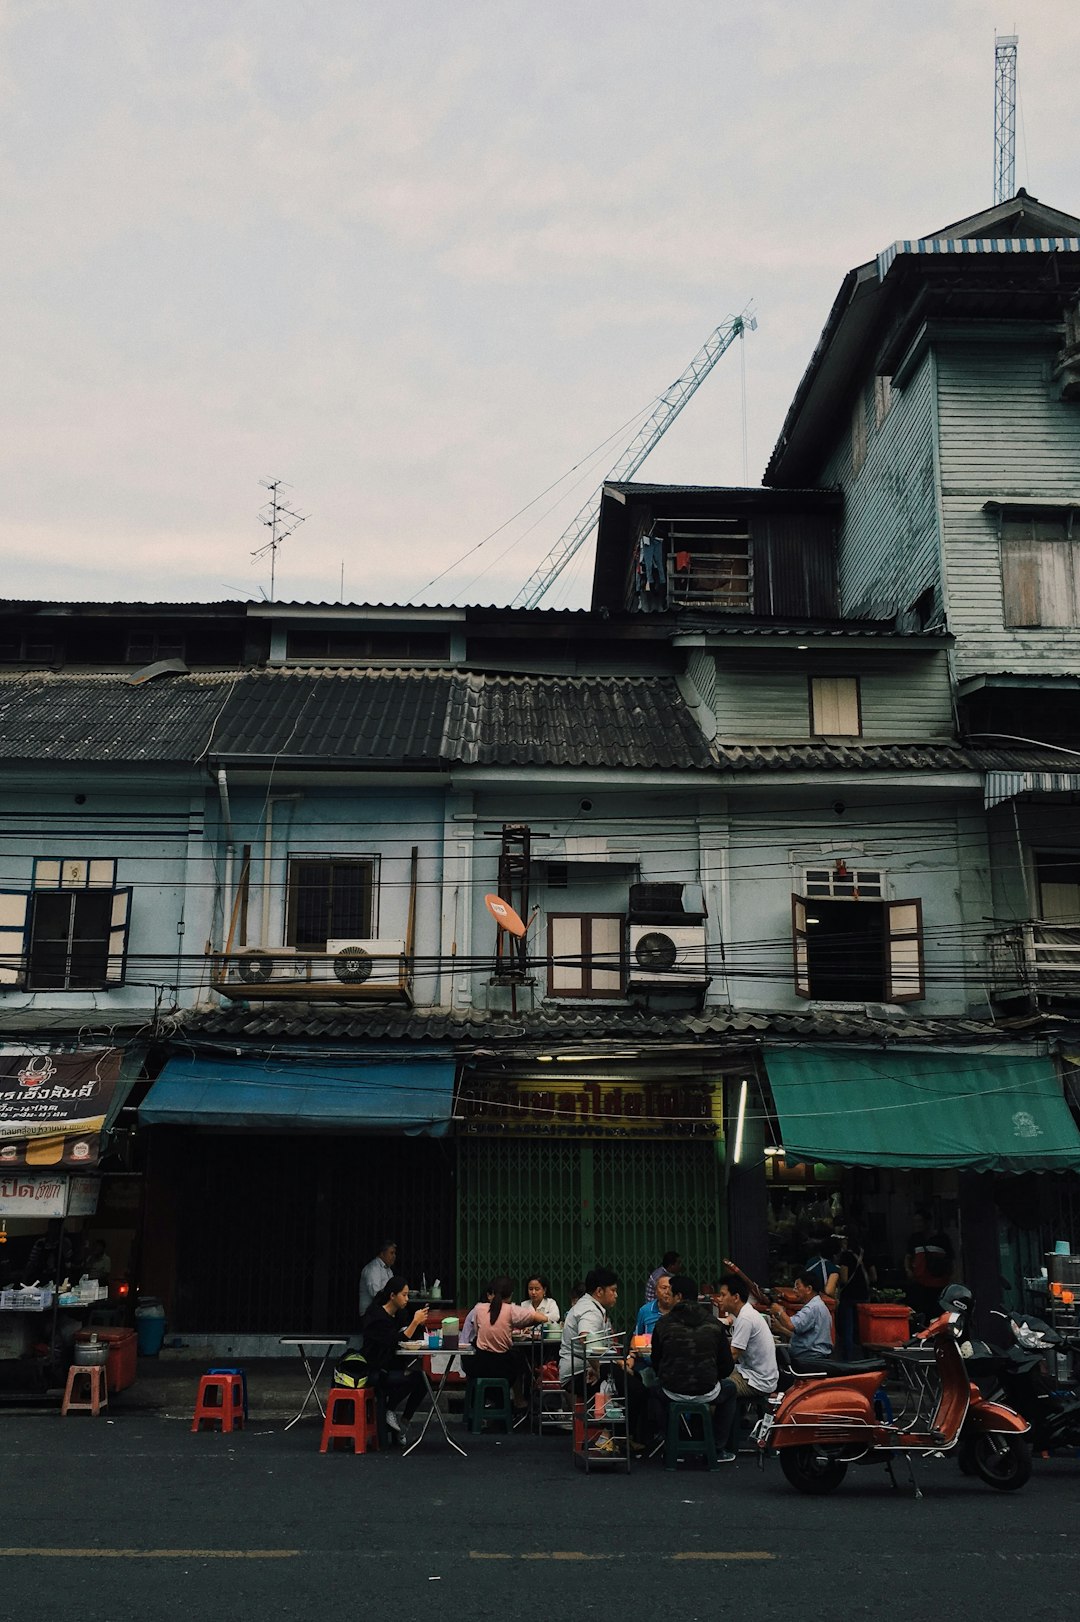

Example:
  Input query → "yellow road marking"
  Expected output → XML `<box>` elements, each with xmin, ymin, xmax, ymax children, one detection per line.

<box><xmin>469</xmin><ymin>1552</ymin><xmax>513</xmax><ymax>1560</ymax></box>
<box><xmin>671</xmin><ymin>1551</ymin><xmax>775</xmax><ymax>1561</ymax></box>
<box><xmin>0</xmin><ymin>1549</ymin><xmax>300</xmax><ymax>1560</ymax></box>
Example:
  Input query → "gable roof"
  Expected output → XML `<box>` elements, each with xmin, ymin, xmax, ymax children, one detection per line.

<box><xmin>766</xmin><ymin>191</ymin><xmax>1080</xmax><ymax>485</ymax></box>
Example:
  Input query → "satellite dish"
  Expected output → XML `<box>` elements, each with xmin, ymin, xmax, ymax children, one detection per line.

<box><xmin>485</xmin><ymin>893</ymin><xmax>527</xmax><ymax>936</ymax></box>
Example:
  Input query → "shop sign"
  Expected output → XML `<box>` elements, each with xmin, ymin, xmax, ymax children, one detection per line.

<box><xmin>0</xmin><ymin>1172</ymin><xmax>68</xmax><ymax>1218</ymax></box>
<box><xmin>0</xmin><ymin>1049</ymin><xmax>123</xmax><ymax>1169</ymax></box>
<box><xmin>67</xmin><ymin>1176</ymin><xmax>101</xmax><ymax>1217</ymax></box>
<box><xmin>461</xmin><ymin>1077</ymin><xmax>724</xmax><ymax>1138</ymax></box>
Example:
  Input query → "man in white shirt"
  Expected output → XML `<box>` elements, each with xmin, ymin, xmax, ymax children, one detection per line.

<box><xmin>558</xmin><ymin>1266</ymin><xmax>619</xmax><ymax>1387</ymax></box>
<box><xmin>713</xmin><ymin>1274</ymin><xmax>778</xmax><ymax>1452</ymax></box>
<box><xmin>358</xmin><ymin>1239</ymin><xmax>397</xmax><ymax>1317</ymax></box>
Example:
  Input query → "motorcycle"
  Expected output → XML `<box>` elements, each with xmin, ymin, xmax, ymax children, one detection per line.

<box><xmin>756</xmin><ymin>1284</ymin><xmax>1032</xmax><ymax>1496</ymax></box>
<box><xmin>977</xmin><ymin>1309</ymin><xmax>1080</xmax><ymax>1457</ymax></box>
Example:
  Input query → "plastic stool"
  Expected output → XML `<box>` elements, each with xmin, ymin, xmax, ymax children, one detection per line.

<box><xmin>664</xmin><ymin>1398</ymin><xmax>718</xmax><ymax>1471</ymax></box>
<box><xmin>467</xmin><ymin>1377</ymin><xmax>513</xmax><ymax>1434</ymax></box>
<box><xmin>62</xmin><ymin>1364</ymin><xmax>109</xmax><ymax>1417</ymax></box>
<box><xmin>208</xmin><ymin>1365</ymin><xmax>249</xmax><ymax>1420</ymax></box>
<box><xmin>320</xmin><ymin>1386</ymin><xmax>379</xmax><ymax>1455</ymax></box>
<box><xmin>192</xmin><ymin>1371</ymin><xmax>245</xmax><ymax>1433</ymax></box>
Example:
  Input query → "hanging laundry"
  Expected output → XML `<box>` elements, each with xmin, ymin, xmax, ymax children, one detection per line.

<box><xmin>638</xmin><ymin>535</ymin><xmax>666</xmax><ymax>590</ymax></box>
<box><xmin>674</xmin><ymin>549</ymin><xmax>691</xmax><ymax>571</ymax></box>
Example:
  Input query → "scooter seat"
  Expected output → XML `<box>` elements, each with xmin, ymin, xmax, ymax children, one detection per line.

<box><xmin>790</xmin><ymin>1356</ymin><xmax>888</xmax><ymax>1377</ymax></box>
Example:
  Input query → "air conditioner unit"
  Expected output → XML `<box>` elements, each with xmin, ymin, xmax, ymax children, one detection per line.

<box><xmin>628</xmin><ymin>924</ymin><xmax>709</xmax><ymax>986</ymax></box>
<box><xmin>228</xmin><ymin>946</ymin><xmax>303</xmax><ymax>987</ymax></box>
<box><xmin>323</xmin><ymin>939</ymin><xmax>406</xmax><ymax>987</ymax></box>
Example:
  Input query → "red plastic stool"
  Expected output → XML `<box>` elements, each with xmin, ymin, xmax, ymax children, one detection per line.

<box><xmin>62</xmin><ymin>1364</ymin><xmax>109</xmax><ymax>1417</ymax></box>
<box><xmin>319</xmin><ymin>1386</ymin><xmax>379</xmax><ymax>1455</ymax></box>
<box><xmin>192</xmin><ymin>1371</ymin><xmax>246</xmax><ymax>1433</ymax></box>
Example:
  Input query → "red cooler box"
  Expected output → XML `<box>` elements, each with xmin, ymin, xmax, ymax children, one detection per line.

<box><xmin>856</xmin><ymin>1303</ymin><xmax>912</xmax><ymax>1347</ymax></box>
<box><xmin>74</xmin><ymin>1328</ymin><xmax>138</xmax><ymax>1393</ymax></box>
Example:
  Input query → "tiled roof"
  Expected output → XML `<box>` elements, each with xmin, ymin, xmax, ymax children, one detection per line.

<box><xmin>179</xmin><ymin>1002</ymin><xmax>1035</xmax><ymax>1049</ymax></box>
<box><xmin>710</xmin><ymin>743</ymin><xmax>974</xmax><ymax>772</ymax></box>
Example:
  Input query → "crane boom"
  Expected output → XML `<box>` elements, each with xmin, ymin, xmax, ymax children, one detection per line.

<box><xmin>513</xmin><ymin>310</ymin><xmax>753</xmax><ymax>609</ymax></box>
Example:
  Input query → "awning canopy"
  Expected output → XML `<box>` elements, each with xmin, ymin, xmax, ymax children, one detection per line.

<box><xmin>763</xmin><ymin>1047</ymin><xmax>1080</xmax><ymax>1173</ymax></box>
<box><xmin>139</xmin><ymin>1055</ymin><xmax>457</xmax><ymax>1136</ymax></box>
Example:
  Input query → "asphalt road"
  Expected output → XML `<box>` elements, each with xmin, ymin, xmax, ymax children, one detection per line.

<box><xmin>5</xmin><ymin>1413</ymin><xmax>1080</xmax><ymax>1621</ymax></box>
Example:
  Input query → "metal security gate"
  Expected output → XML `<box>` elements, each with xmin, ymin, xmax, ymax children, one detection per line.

<box><xmin>456</xmin><ymin>1138</ymin><xmax>725</xmax><ymax>1320</ymax></box>
<box><xmin>173</xmin><ymin>1133</ymin><xmax>455</xmax><ymax>1333</ymax></box>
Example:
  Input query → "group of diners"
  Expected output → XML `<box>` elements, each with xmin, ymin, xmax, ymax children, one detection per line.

<box><xmin>352</xmin><ymin>1250</ymin><xmax>839</xmax><ymax>1455</ymax></box>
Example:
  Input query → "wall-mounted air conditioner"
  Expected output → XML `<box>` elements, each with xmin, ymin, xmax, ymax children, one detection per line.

<box><xmin>627</xmin><ymin>924</ymin><xmax>709</xmax><ymax>986</ymax></box>
<box><xmin>323</xmin><ymin>939</ymin><xmax>406</xmax><ymax>986</ymax></box>
<box><xmin>229</xmin><ymin>946</ymin><xmax>302</xmax><ymax>987</ymax></box>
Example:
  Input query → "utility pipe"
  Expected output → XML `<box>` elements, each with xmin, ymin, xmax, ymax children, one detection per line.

<box><xmin>216</xmin><ymin>769</ymin><xmax>233</xmax><ymax>953</ymax></box>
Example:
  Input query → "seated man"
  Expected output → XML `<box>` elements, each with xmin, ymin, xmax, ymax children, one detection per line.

<box><xmin>648</xmin><ymin>1273</ymin><xmax>736</xmax><ymax>1463</ymax></box>
<box><xmin>634</xmin><ymin>1271</ymin><xmax>673</xmax><ymax>1338</ymax></box>
<box><xmin>770</xmin><ymin>1271</ymin><xmax>834</xmax><ymax>1366</ymax></box>
<box><xmin>712</xmin><ymin>1274</ymin><xmax>779</xmax><ymax>1453</ymax></box>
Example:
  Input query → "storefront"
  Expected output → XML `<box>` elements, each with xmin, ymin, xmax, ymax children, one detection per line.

<box><xmin>755</xmin><ymin>1045</ymin><xmax>1080</xmax><ymax>1320</ymax></box>
<box><xmin>455</xmin><ymin>1066</ymin><xmax>730</xmax><ymax>1310</ymax></box>
<box><xmin>137</xmin><ymin>1051</ymin><xmax>458</xmax><ymax>1334</ymax></box>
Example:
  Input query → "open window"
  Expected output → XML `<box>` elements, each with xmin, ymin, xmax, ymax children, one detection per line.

<box><xmin>547</xmin><ymin>914</ymin><xmax>624</xmax><ymax>999</ymax></box>
<box><xmin>285</xmin><ymin>857</ymin><xmax>377</xmax><ymax>950</ymax></box>
<box><xmin>22</xmin><ymin>859</ymin><xmax>132</xmax><ymax>991</ymax></box>
<box><xmin>792</xmin><ymin>870</ymin><xmax>924</xmax><ymax>1003</ymax></box>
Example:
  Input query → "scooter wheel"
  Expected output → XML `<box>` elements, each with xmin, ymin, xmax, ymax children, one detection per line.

<box><xmin>967</xmin><ymin>1434</ymin><xmax>1032</xmax><ymax>1492</ymax></box>
<box><xmin>779</xmin><ymin>1446</ymin><xmax>848</xmax><ymax>1496</ymax></box>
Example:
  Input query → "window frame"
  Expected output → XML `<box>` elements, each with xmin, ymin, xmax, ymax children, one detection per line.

<box><xmin>285</xmin><ymin>855</ymin><xmax>379</xmax><ymax>951</ymax></box>
<box><xmin>546</xmin><ymin>912</ymin><xmax>626</xmax><ymax>1000</ymax></box>
<box><xmin>999</xmin><ymin>510</ymin><xmax>1080</xmax><ymax>629</ymax></box>
<box><xmin>12</xmin><ymin>859</ymin><xmax>133</xmax><ymax>992</ymax></box>
<box><xmin>791</xmin><ymin>883</ymin><xmax>925</xmax><ymax>1005</ymax></box>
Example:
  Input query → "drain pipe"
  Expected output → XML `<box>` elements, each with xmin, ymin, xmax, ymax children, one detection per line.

<box><xmin>261</xmin><ymin>793</ymin><xmax>303</xmax><ymax>948</ymax></box>
<box><xmin>216</xmin><ymin>769</ymin><xmax>233</xmax><ymax>953</ymax></box>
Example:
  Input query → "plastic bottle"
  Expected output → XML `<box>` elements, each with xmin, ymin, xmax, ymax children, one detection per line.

<box><xmin>431</xmin><ymin>1277</ymin><xmax>442</xmax><ymax>1299</ymax></box>
<box><xmin>421</xmin><ymin>1272</ymin><xmax>428</xmax><ymax>1294</ymax></box>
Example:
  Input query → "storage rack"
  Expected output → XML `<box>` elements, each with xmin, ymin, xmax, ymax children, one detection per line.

<box><xmin>568</xmin><ymin>1327</ymin><xmax>632</xmax><ymax>1473</ymax></box>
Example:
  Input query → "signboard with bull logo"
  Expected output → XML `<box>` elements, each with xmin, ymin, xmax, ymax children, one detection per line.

<box><xmin>0</xmin><ymin>1048</ymin><xmax>124</xmax><ymax>1169</ymax></box>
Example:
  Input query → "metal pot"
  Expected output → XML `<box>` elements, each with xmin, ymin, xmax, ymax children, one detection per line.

<box><xmin>73</xmin><ymin>1342</ymin><xmax>110</xmax><ymax>1367</ymax></box>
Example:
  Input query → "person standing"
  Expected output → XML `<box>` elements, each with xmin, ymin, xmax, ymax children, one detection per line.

<box><xmin>836</xmin><ymin>1225</ymin><xmax>876</xmax><ymax>1359</ymax></box>
<box><xmin>358</xmin><ymin>1239</ymin><xmax>397</xmax><ymax>1317</ymax></box>
<box><xmin>645</xmin><ymin>1250</ymin><xmax>682</xmax><ymax>1302</ymax></box>
<box><xmin>904</xmin><ymin>1207</ymin><xmax>954</xmax><ymax>1325</ymax></box>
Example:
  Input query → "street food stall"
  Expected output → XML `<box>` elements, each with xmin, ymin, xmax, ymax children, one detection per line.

<box><xmin>0</xmin><ymin>1046</ymin><xmax>136</xmax><ymax>1396</ymax></box>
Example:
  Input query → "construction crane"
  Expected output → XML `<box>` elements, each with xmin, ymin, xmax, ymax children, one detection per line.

<box><xmin>512</xmin><ymin>309</ymin><xmax>755</xmax><ymax>609</ymax></box>
<box><xmin>994</xmin><ymin>33</ymin><xmax>1018</xmax><ymax>205</ymax></box>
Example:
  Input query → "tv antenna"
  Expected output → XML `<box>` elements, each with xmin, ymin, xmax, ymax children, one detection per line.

<box><xmin>993</xmin><ymin>33</ymin><xmax>1018</xmax><ymax>205</ymax></box>
<box><xmin>252</xmin><ymin>479</ymin><xmax>308</xmax><ymax>599</ymax></box>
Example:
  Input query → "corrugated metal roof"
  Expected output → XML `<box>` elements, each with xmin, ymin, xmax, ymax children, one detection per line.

<box><xmin>0</xmin><ymin>672</ymin><xmax>233</xmax><ymax>762</ymax></box>
<box><xmin>207</xmin><ymin>668</ymin><xmax>456</xmax><ymax>763</ymax></box>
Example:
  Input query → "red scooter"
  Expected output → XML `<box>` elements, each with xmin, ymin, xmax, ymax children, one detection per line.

<box><xmin>757</xmin><ymin>1284</ymin><xmax>1031</xmax><ymax>1496</ymax></box>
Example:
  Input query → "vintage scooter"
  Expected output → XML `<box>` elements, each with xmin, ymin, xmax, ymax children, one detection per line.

<box><xmin>757</xmin><ymin>1285</ymin><xmax>1031</xmax><ymax>1496</ymax></box>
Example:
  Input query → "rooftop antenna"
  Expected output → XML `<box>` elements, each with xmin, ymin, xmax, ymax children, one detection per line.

<box><xmin>993</xmin><ymin>33</ymin><xmax>1018</xmax><ymax>205</ymax></box>
<box><xmin>252</xmin><ymin>478</ymin><xmax>308</xmax><ymax>600</ymax></box>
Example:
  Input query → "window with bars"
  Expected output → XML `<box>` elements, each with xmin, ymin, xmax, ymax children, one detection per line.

<box><xmin>0</xmin><ymin>858</ymin><xmax>132</xmax><ymax>991</ymax></box>
<box><xmin>285</xmin><ymin>857</ymin><xmax>376</xmax><ymax>950</ymax></box>
<box><xmin>547</xmin><ymin>914</ymin><xmax>625</xmax><ymax>999</ymax></box>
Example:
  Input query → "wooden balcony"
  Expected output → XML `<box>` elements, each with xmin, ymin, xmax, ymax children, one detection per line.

<box><xmin>988</xmin><ymin>922</ymin><xmax>1080</xmax><ymax>1006</ymax></box>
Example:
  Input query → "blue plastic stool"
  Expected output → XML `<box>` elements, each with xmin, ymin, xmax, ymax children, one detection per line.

<box><xmin>467</xmin><ymin>1377</ymin><xmax>513</xmax><ymax>1434</ymax></box>
<box><xmin>208</xmin><ymin>1366</ymin><xmax>249</xmax><ymax>1420</ymax></box>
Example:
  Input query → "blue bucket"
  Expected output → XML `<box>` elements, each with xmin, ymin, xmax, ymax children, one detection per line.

<box><xmin>135</xmin><ymin>1301</ymin><xmax>167</xmax><ymax>1356</ymax></box>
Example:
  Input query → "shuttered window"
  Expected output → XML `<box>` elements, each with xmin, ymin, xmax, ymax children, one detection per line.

<box><xmin>547</xmin><ymin>914</ymin><xmax>624</xmax><ymax>998</ymax></box>
<box><xmin>809</xmin><ymin>676</ymin><xmax>861</xmax><ymax>736</ymax></box>
<box><xmin>792</xmin><ymin>891</ymin><xmax>924</xmax><ymax>1003</ymax></box>
<box><xmin>15</xmin><ymin>858</ymin><xmax>133</xmax><ymax>991</ymax></box>
<box><xmin>1001</xmin><ymin>515</ymin><xmax>1080</xmax><ymax>627</ymax></box>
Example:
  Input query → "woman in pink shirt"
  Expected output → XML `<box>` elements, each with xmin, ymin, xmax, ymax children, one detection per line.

<box><xmin>472</xmin><ymin>1277</ymin><xmax>547</xmax><ymax>1395</ymax></box>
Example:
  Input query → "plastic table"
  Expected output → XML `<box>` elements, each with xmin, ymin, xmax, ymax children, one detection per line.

<box><xmin>278</xmin><ymin>1337</ymin><xmax>348</xmax><ymax>1430</ymax></box>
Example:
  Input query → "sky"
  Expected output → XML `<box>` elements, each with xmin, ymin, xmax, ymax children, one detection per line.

<box><xmin>3</xmin><ymin>0</ymin><xmax>1079</xmax><ymax>609</ymax></box>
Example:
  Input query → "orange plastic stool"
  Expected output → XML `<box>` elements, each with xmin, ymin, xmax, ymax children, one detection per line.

<box><xmin>62</xmin><ymin>1364</ymin><xmax>109</xmax><ymax>1417</ymax></box>
<box><xmin>192</xmin><ymin>1371</ymin><xmax>246</xmax><ymax>1433</ymax></box>
<box><xmin>319</xmin><ymin>1386</ymin><xmax>379</xmax><ymax>1455</ymax></box>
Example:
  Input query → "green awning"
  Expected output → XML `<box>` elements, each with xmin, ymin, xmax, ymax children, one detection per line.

<box><xmin>763</xmin><ymin>1048</ymin><xmax>1080</xmax><ymax>1173</ymax></box>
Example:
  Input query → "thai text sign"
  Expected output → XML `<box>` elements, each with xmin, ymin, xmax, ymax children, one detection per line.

<box><xmin>0</xmin><ymin>1049</ymin><xmax>123</xmax><ymax>1169</ymax></box>
<box><xmin>0</xmin><ymin>1172</ymin><xmax>67</xmax><ymax>1218</ymax></box>
<box><xmin>461</xmin><ymin>1077</ymin><xmax>724</xmax><ymax>1137</ymax></box>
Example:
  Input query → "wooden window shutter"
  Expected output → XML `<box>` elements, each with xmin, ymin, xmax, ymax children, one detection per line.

<box><xmin>810</xmin><ymin>676</ymin><xmax>860</xmax><ymax>736</ymax></box>
<box><xmin>589</xmin><ymin>915</ymin><xmax>624</xmax><ymax>994</ymax></box>
<box><xmin>548</xmin><ymin>914</ymin><xmax>585</xmax><ymax>995</ymax></box>
<box><xmin>0</xmin><ymin>890</ymin><xmax>30</xmax><ymax>986</ymax></box>
<box><xmin>106</xmin><ymin>887</ymin><xmax>133</xmax><ymax>986</ymax></box>
<box><xmin>792</xmin><ymin>894</ymin><xmax>812</xmax><ymax>998</ymax></box>
<box><xmin>885</xmin><ymin>898</ymin><xmax>924</xmax><ymax>1003</ymax></box>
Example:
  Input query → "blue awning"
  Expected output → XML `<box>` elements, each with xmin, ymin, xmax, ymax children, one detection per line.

<box><xmin>139</xmin><ymin>1055</ymin><xmax>457</xmax><ymax>1136</ymax></box>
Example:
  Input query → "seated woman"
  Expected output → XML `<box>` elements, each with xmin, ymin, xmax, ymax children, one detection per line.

<box><xmin>472</xmin><ymin>1277</ymin><xmax>547</xmax><ymax>1410</ymax></box>
<box><xmin>520</xmin><ymin>1273</ymin><xmax>560</xmax><ymax>1323</ymax></box>
<box><xmin>360</xmin><ymin>1277</ymin><xmax>429</xmax><ymax>1440</ymax></box>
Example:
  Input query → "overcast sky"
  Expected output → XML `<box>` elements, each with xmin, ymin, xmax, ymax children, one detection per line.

<box><xmin>3</xmin><ymin>0</ymin><xmax>1078</xmax><ymax>609</ymax></box>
